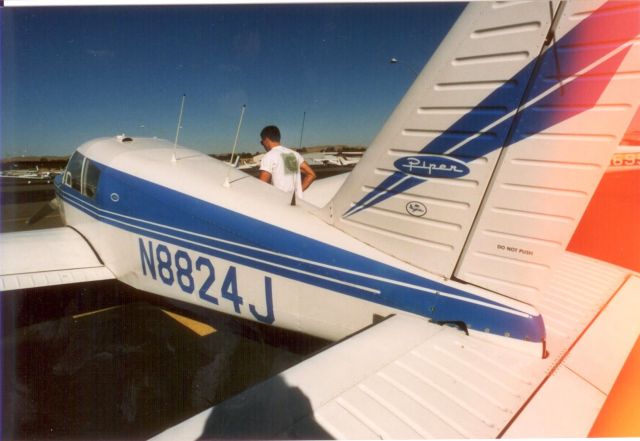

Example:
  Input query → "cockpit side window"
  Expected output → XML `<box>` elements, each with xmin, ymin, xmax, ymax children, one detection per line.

<box><xmin>63</xmin><ymin>152</ymin><xmax>102</xmax><ymax>199</ymax></box>
<box><xmin>65</xmin><ymin>151</ymin><xmax>84</xmax><ymax>192</ymax></box>
<box><xmin>83</xmin><ymin>160</ymin><xmax>101</xmax><ymax>199</ymax></box>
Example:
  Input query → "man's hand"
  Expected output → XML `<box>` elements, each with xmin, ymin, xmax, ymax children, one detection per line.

<box><xmin>300</xmin><ymin>161</ymin><xmax>316</xmax><ymax>191</ymax></box>
<box><xmin>259</xmin><ymin>170</ymin><xmax>272</xmax><ymax>183</ymax></box>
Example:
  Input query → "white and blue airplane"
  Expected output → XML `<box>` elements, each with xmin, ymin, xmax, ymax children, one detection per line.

<box><xmin>2</xmin><ymin>1</ymin><xmax>639</xmax><ymax>438</ymax></box>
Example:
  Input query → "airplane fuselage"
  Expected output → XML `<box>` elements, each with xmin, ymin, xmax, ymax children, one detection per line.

<box><xmin>55</xmin><ymin>136</ymin><xmax>544</xmax><ymax>350</ymax></box>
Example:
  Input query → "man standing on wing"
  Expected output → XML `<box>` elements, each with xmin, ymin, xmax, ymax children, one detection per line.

<box><xmin>258</xmin><ymin>125</ymin><xmax>316</xmax><ymax>203</ymax></box>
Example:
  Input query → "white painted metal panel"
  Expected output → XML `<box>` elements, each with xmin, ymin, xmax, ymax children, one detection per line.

<box><xmin>0</xmin><ymin>227</ymin><xmax>114</xmax><ymax>289</ymax></box>
<box><xmin>329</xmin><ymin>2</ymin><xmax>556</xmax><ymax>277</ymax></box>
<box><xmin>0</xmin><ymin>227</ymin><xmax>100</xmax><ymax>274</ymax></box>
<box><xmin>534</xmin><ymin>253</ymin><xmax>628</xmax><ymax>357</ymax></box>
<box><xmin>563</xmin><ymin>275</ymin><xmax>640</xmax><ymax>395</ymax></box>
<box><xmin>0</xmin><ymin>267</ymin><xmax>114</xmax><ymax>291</ymax></box>
<box><xmin>337</xmin><ymin>387</ymin><xmax>424</xmax><ymax>439</ymax></box>
<box><xmin>502</xmin><ymin>365</ymin><xmax>607</xmax><ymax>438</ymax></box>
<box><xmin>504</xmin><ymin>275</ymin><xmax>640</xmax><ymax>437</ymax></box>
<box><xmin>455</xmin><ymin>0</ymin><xmax>640</xmax><ymax>303</ymax></box>
<box><xmin>354</xmin><ymin>373</ymin><xmax>463</xmax><ymax>438</ymax></box>
<box><xmin>313</xmin><ymin>400</ymin><xmax>380</xmax><ymax>440</ymax></box>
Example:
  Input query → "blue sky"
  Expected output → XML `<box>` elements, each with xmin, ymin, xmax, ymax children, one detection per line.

<box><xmin>1</xmin><ymin>3</ymin><xmax>465</xmax><ymax>157</ymax></box>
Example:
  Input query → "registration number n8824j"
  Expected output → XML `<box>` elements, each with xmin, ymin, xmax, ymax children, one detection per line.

<box><xmin>138</xmin><ymin>238</ymin><xmax>275</xmax><ymax>324</ymax></box>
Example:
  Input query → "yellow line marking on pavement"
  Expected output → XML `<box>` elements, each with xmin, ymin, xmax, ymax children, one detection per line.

<box><xmin>162</xmin><ymin>310</ymin><xmax>217</xmax><ymax>336</ymax></box>
<box><xmin>72</xmin><ymin>305</ymin><xmax>216</xmax><ymax>336</ymax></box>
<box><xmin>73</xmin><ymin>305</ymin><xmax>122</xmax><ymax>319</ymax></box>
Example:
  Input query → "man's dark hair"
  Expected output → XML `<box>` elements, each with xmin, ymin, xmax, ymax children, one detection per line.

<box><xmin>260</xmin><ymin>125</ymin><xmax>281</xmax><ymax>142</ymax></box>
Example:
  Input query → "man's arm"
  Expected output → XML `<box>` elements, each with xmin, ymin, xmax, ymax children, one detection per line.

<box><xmin>259</xmin><ymin>170</ymin><xmax>272</xmax><ymax>183</ymax></box>
<box><xmin>300</xmin><ymin>161</ymin><xmax>316</xmax><ymax>191</ymax></box>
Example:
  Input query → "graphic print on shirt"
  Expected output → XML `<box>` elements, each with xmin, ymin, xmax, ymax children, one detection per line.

<box><xmin>282</xmin><ymin>153</ymin><xmax>299</xmax><ymax>175</ymax></box>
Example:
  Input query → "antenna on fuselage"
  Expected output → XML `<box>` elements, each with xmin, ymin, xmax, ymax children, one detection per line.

<box><xmin>172</xmin><ymin>94</ymin><xmax>186</xmax><ymax>163</ymax></box>
<box><xmin>224</xmin><ymin>104</ymin><xmax>247</xmax><ymax>188</ymax></box>
<box><xmin>229</xmin><ymin>104</ymin><xmax>246</xmax><ymax>167</ymax></box>
<box><xmin>298</xmin><ymin>111</ymin><xmax>306</xmax><ymax>149</ymax></box>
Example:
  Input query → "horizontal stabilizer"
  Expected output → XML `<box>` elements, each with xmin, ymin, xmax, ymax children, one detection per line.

<box><xmin>0</xmin><ymin>227</ymin><xmax>114</xmax><ymax>290</ymax></box>
<box><xmin>152</xmin><ymin>253</ymin><xmax>639</xmax><ymax>439</ymax></box>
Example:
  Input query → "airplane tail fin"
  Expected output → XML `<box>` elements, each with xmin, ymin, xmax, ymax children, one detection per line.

<box><xmin>327</xmin><ymin>1</ymin><xmax>640</xmax><ymax>304</ymax></box>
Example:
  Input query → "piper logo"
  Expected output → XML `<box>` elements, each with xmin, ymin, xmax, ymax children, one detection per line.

<box><xmin>394</xmin><ymin>155</ymin><xmax>470</xmax><ymax>179</ymax></box>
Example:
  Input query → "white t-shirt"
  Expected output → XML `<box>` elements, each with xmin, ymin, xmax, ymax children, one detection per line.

<box><xmin>260</xmin><ymin>145</ymin><xmax>305</xmax><ymax>199</ymax></box>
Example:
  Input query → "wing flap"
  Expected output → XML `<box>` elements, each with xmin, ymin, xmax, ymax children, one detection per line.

<box><xmin>0</xmin><ymin>227</ymin><xmax>114</xmax><ymax>290</ymax></box>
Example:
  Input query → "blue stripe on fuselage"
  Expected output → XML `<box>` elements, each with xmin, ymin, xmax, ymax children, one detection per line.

<box><xmin>55</xmin><ymin>162</ymin><xmax>545</xmax><ymax>342</ymax></box>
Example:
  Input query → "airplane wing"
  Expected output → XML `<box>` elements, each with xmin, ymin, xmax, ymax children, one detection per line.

<box><xmin>152</xmin><ymin>251</ymin><xmax>639</xmax><ymax>439</ymax></box>
<box><xmin>0</xmin><ymin>227</ymin><xmax>114</xmax><ymax>290</ymax></box>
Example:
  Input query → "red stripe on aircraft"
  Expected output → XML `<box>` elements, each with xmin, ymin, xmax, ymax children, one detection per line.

<box><xmin>589</xmin><ymin>335</ymin><xmax>640</xmax><ymax>437</ymax></box>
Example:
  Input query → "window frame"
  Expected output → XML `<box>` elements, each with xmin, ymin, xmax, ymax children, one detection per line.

<box><xmin>63</xmin><ymin>151</ymin><xmax>102</xmax><ymax>200</ymax></box>
<box><xmin>64</xmin><ymin>151</ymin><xmax>85</xmax><ymax>192</ymax></box>
<box><xmin>83</xmin><ymin>159</ymin><xmax>102</xmax><ymax>200</ymax></box>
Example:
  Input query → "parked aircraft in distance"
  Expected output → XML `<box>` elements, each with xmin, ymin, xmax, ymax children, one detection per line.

<box><xmin>2</xmin><ymin>1</ymin><xmax>639</xmax><ymax>438</ymax></box>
